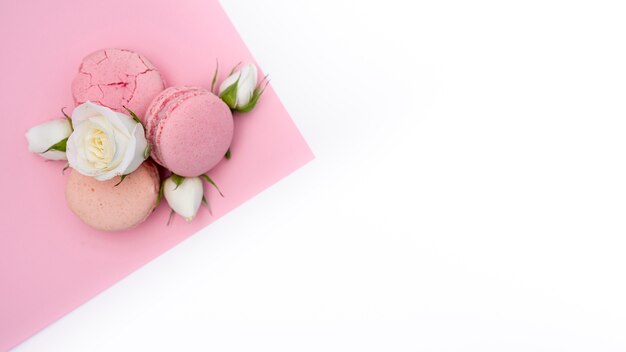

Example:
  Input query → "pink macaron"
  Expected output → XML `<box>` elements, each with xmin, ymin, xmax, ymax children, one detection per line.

<box><xmin>71</xmin><ymin>48</ymin><xmax>166</xmax><ymax>118</ymax></box>
<box><xmin>65</xmin><ymin>161</ymin><xmax>160</xmax><ymax>232</ymax></box>
<box><xmin>144</xmin><ymin>86</ymin><xmax>234</xmax><ymax>177</ymax></box>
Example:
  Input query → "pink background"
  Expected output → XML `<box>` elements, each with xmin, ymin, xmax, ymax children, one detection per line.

<box><xmin>0</xmin><ymin>1</ymin><xmax>313</xmax><ymax>350</ymax></box>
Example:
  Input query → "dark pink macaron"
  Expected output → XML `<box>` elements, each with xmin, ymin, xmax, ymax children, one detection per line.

<box><xmin>144</xmin><ymin>86</ymin><xmax>234</xmax><ymax>177</ymax></box>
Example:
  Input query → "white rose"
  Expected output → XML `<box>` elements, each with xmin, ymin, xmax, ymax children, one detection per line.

<box><xmin>218</xmin><ymin>63</ymin><xmax>265</xmax><ymax>112</ymax></box>
<box><xmin>164</xmin><ymin>176</ymin><xmax>204</xmax><ymax>221</ymax></box>
<box><xmin>66</xmin><ymin>101</ymin><xmax>148</xmax><ymax>181</ymax></box>
<box><xmin>25</xmin><ymin>118</ymin><xmax>72</xmax><ymax>160</ymax></box>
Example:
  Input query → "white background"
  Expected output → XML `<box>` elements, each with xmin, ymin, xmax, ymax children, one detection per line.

<box><xmin>16</xmin><ymin>0</ymin><xmax>626</xmax><ymax>351</ymax></box>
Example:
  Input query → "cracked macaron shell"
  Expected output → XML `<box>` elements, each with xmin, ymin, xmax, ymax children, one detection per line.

<box><xmin>65</xmin><ymin>161</ymin><xmax>161</xmax><ymax>232</ymax></box>
<box><xmin>71</xmin><ymin>48</ymin><xmax>166</xmax><ymax>118</ymax></box>
<box><xmin>144</xmin><ymin>86</ymin><xmax>234</xmax><ymax>177</ymax></box>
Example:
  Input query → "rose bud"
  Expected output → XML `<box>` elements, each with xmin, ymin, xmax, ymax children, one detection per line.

<box><xmin>66</xmin><ymin>101</ymin><xmax>149</xmax><ymax>181</ymax></box>
<box><xmin>163</xmin><ymin>175</ymin><xmax>204</xmax><ymax>222</ymax></box>
<box><xmin>25</xmin><ymin>118</ymin><xmax>72</xmax><ymax>160</ymax></box>
<box><xmin>218</xmin><ymin>63</ymin><xmax>267</xmax><ymax>113</ymax></box>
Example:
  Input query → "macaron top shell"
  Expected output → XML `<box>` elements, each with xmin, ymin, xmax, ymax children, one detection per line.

<box><xmin>145</xmin><ymin>87</ymin><xmax>234</xmax><ymax>177</ymax></box>
<box><xmin>65</xmin><ymin>161</ymin><xmax>160</xmax><ymax>232</ymax></box>
<box><xmin>72</xmin><ymin>48</ymin><xmax>166</xmax><ymax>118</ymax></box>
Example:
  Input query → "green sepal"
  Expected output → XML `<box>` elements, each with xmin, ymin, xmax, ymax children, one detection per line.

<box><xmin>170</xmin><ymin>174</ymin><xmax>184</xmax><ymax>190</ymax></box>
<box><xmin>157</xmin><ymin>179</ymin><xmax>165</xmax><ymax>205</ymax></box>
<box><xmin>167</xmin><ymin>209</ymin><xmax>176</xmax><ymax>226</ymax></box>
<box><xmin>210</xmin><ymin>60</ymin><xmax>219</xmax><ymax>93</ymax></box>
<box><xmin>229</xmin><ymin>62</ymin><xmax>242</xmax><ymax>75</ymax></box>
<box><xmin>225</xmin><ymin>148</ymin><xmax>231</xmax><ymax>160</ymax></box>
<box><xmin>235</xmin><ymin>90</ymin><xmax>262</xmax><ymax>113</ymax></box>
<box><xmin>62</xmin><ymin>163</ymin><xmax>70</xmax><ymax>175</ymax></box>
<box><xmin>202</xmin><ymin>195</ymin><xmax>212</xmax><ymax>215</ymax></box>
<box><xmin>234</xmin><ymin>75</ymin><xmax>269</xmax><ymax>113</ymax></box>
<box><xmin>123</xmin><ymin>106</ymin><xmax>143</xmax><ymax>125</ymax></box>
<box><xmin>43</xmin><ymin>137</ymin><xmax>68</xmax><ymax>153</ymax></box>
<box><xmin>114</xmin><ymin>174</ymin><xmax>128</xmax><ymax>187</ymax></box>
<box><xmin>218</xmin><ymin>77</ymin><xmax>240</xmax><ymax>109</ymax></box>
<box><xmin>61</xmin><ymin>107</ymin><xmax>73</xmax><ymax>130</ymax></box>
<box><xmin>143</xmin><ymin>144</ymin><xmax>151</xmax><ymax>159</ymax></box>
<box><xmin>200</xmin><ymin>174</ymin><xmax>224</xmax><ymax>197</ymax></box>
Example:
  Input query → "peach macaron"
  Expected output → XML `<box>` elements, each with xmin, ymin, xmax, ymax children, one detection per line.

<box><xmin>65</xmin><ymin>161</ymin><xmax>160</xmax><ymax>231</ymax></box>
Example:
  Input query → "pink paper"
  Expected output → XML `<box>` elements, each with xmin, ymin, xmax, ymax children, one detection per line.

<box><xmin>0</xmin><ymin>1</ymin><xmax>313</xmax><ymax>350</ymax></box>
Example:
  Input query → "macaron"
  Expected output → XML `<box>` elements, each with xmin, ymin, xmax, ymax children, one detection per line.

<box><xmin>144</xmin><ymin>86</ymin><xmax>234</xmax><ymax>177</ymax></box>
<box><xmin>65</xmin><ymin>161</ymin><xmax>160</xmax><ymax>232</ymax></box>
<box><xmin>71</xmin><ymin>48</ymin><xmax>166</xmax><ymax>118</ymax></box>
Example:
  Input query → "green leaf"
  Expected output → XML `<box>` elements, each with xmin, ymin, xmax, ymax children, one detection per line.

<box><xmin>123</xmin><ymin>106</ymin><xmax>143</xmax><ymax>125</ymax></box>
<box><xmin>200</xmin><ymin>174</ymin><xmax>224</xmax><ymax>197</ymax></box>
<box><xmin>210</xmin><ymin>60</ymin><xmax>219</xmax><ymax>93</ymax></box>
<box><xmin>114</xmin><ymin>174</ymin><xmax>128</xmax><ymax>187</ymax></box>
<box><xmin>143</xmin><ymin>144</ymin><xmax>151</xmax><ymax>159</ymax></box>
<box><xmin>43</xmin><ymin>137</ymin><xmax>68</xmax><ymax>153</ymax></box>
<box><xmin>225</xmin><ymin>148</ymin><xmax>231</xmax><ymax>160</ymax></box>
<box><xmin>170</xmin><ymin>174</ymin><xmax>184</xmax><ymax>190</ymax></box>
<box><xmin>218</xmin><ymin>77</ymin><xmax>239</xmax><ymax>109</ymax></box>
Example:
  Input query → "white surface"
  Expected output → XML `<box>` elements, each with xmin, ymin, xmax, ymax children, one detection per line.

<box><xmin>16</xmin><ymin>0</ymin><xmax>626</xmax><ymax>351</ymax></box>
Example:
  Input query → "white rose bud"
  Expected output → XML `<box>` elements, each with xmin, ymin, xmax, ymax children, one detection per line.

<box><xmin>164</xmin><ymin>175</ymin><xmax>204</xmax><ymax>222</ymax></box>
<box><xmin>25</xmin><ymin>118</ymin><xmax>72</xmax><ymax>160</ymax></box>
<box><xmin>66</xmin><ymin>101</ymin><xmax>149</xmax><ymax>181</ymax></box>
<box><xmin>218</xmin><ymin>63</ymin><xmax>267</xmax><ymax>112</ymax></box>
